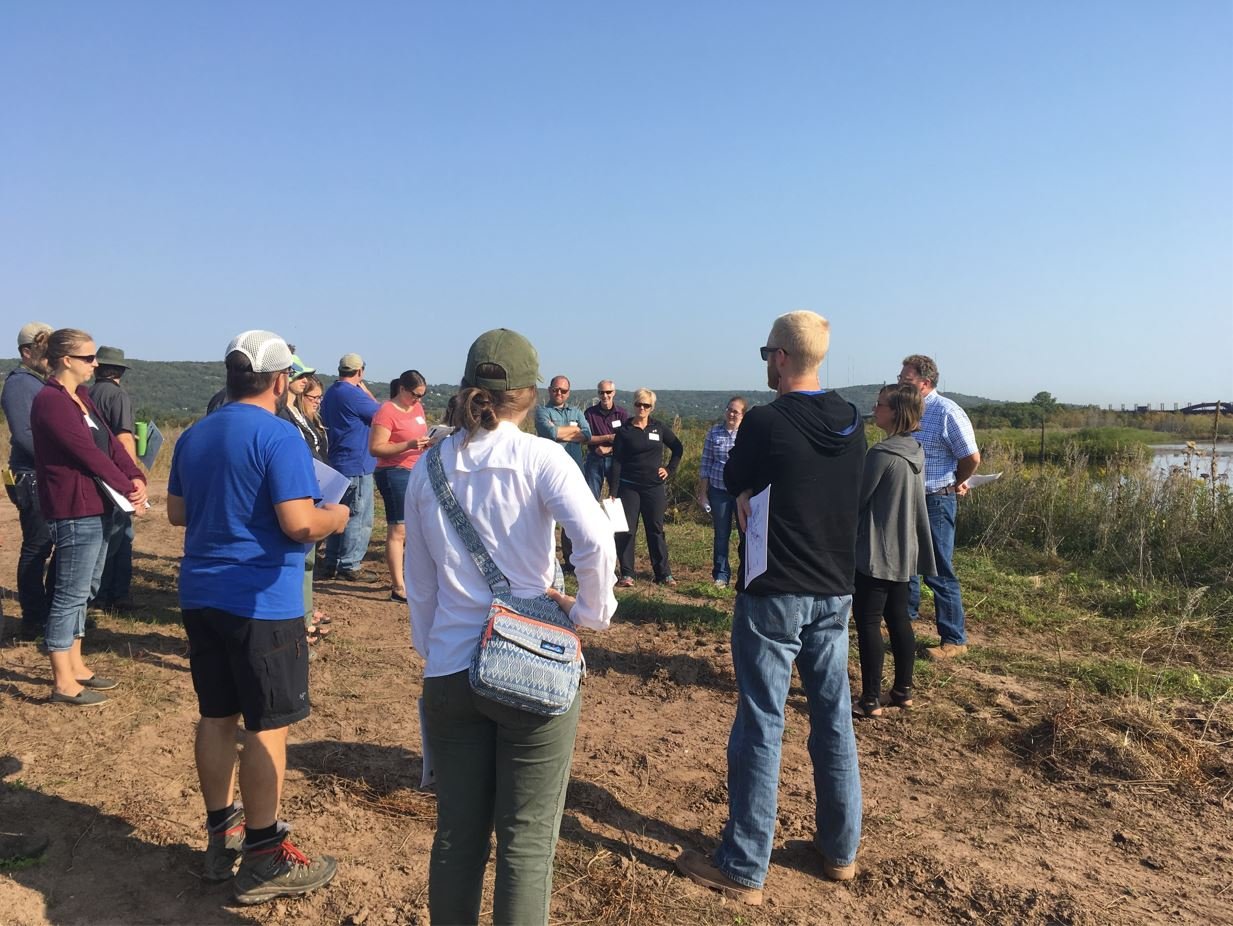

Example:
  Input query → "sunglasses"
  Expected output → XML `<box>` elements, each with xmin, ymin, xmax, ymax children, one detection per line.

<box><xmin>759</xmin><ymin>346</ymin><xmax>788</xmax><ymax>361</ymax></box>
<box><xmin>599</xmin><ymin>390</ymin><xmax>614</xmax><ymax>395</ymax></box>
<box><xmin>633</xmin><ymin>402</ymin><xmax>652</xmax><ymax>409</ymax></box>
<box><xmin>549</xmin><ymin>387</ymin><xmax>570</xmax><ymax>394</ymax></box>
<box><xmin>69</xmin><ymin>353</ymin><xmax>97</xmax><ymax>363</ymax></box>
<box><xmin>412</xmin><ymin>390</ymin><xmax>426</xmax><ymax>399</ymax></box>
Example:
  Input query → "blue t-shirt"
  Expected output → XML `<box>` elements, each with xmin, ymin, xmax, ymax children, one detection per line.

<box><xmin>169</xmin><ymin>403</ymin><xmax>321</xmax><ymax>620</ymax></box>
<box><xmin>321</xmin><ymin>381</ymin><xmax>380</xmax><ymax>477</ymax></box>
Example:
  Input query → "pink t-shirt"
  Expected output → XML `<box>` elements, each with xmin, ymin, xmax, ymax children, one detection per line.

<box><xmin>372</xmin><ymin>400</ymin><xmax>429</xmax><ymax>469</ymax></box>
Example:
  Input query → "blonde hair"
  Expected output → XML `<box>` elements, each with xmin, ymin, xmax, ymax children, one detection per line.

<box><xmin>769</xmin><ymin>311</ymin><xmax>830</xmax><ymax>374</ymax></box>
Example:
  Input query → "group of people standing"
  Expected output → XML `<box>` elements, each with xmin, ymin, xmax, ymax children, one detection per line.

<box><xmin>2</xmin><ymin>313</ymin><xmax>981</xmax><ymax>920</ymax></box>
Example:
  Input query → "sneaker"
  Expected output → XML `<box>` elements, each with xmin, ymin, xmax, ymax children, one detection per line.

<box><xmin>674</xmin><ymin>849</ymin><xmax>763</xmax><ymax>905</ymax></box>
<box><xmin>714</xmin><ymin>579</ymin><xmax>729</xmax><ymax>588</ymax></box>
<box><xmin>657</xmin><ymin>576</ymin><xmax>678</xmax><ymax>587</ymax></box>
<box><xmin>925</xmin><ymin>643</ymin><xmax>968</xmax><ymax>661</ymax></box>
<box><xmin>232</xmin><ymin>826</ymin><xmax>337</xmax><ymax>905</ymax></box>
<box><xmin>317</xmin><ymin>564</ymin><xmax>337</xmax><ymax>580</ymax></box>
<box><xmin>810</xmin><ymin>843</ymin><xmax>856</xmax><ymax>881</ymax></box>
<box><xmin>616</xmin><ymin>576</ymin><xmax>635</xmax><ymax>589</ymax></box>
<box><xmin>336</xmin><ymin>567</ymin><xmax>373</xmax><ymax>582</ymax></box>
<box><xmin>203</xmin><ymin>806</ymin><xmax>246</xmax><ymax>882</ymax></box>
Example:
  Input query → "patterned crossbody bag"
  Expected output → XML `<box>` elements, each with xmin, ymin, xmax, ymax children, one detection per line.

<box><xmin>425</xmin><ymin>444</ymin><xmax>583</xmax><ymax>717</ymax></box>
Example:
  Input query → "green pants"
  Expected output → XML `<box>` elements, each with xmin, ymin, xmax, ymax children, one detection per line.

<box><xmin>422</xmin><ymin>670</ymin><xmax>580</xmax><ymax>926</ymax></box>
<box><xmin>303</xmin><ymin>545</ymin><xmax>315</xmax><ymax>631</ymax></box>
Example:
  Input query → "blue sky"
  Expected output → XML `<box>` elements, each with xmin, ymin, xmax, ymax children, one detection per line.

<box><xmin>3</xmin><ymin>1</ymin><xmax>1230</xmax><ymax>406</ymax></box>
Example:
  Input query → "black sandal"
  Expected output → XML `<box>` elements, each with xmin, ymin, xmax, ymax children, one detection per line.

<box><xmin>889</xmin><ymin>687</ymin><xmax>914</xmax><ymax>709</ymax></box>
<box><xmin>852</xmin><ymin>696</ymin><xmax>884</xmax><ymax>719</ymax></box>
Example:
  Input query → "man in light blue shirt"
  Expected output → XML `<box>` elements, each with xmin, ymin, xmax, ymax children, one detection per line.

<box><xmin>899</xmin><ymin>354</ymin><xmax>981</xmax><ymax>659</ymax></box>
<box><xmin>534</xmin><ymin>375</ymin><xmax>592</xmax><ymax>572</ymax></box>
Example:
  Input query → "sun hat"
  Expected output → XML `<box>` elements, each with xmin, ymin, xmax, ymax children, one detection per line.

<box><xmin>18</xmin><ymin>321</ymin><xmax>52</xmax><ymax>348</ymax></box>
<box><xmin>95</xmin><ymin>346</ymin><xmax>131</xmax><ymax>368</ymax></box>
<box><xmin>463</xmin><ymin>328</ymin><xmax>541</xmax><ymax>391</ymax></box>
<box><xmin>225</xmin><ymin>330</ymin><xmax>295</xmax><ymax>373</ymax></box>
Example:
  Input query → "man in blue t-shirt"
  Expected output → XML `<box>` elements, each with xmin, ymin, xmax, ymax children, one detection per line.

<box><xmin>319</xmin><ymin>351</ymin><xmax>380</xmax><ymax>580</ymax></box>
<box><xmin>168</xmin><ymin>330</ymin><xmax>349</xmax><ymax>906</ymax></box>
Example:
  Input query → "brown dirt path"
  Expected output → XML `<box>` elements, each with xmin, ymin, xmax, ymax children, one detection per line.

<box><xmin>1</xmin><ymin>483</ymin><xmax>1230</xmax><ymax>925</ymax></box>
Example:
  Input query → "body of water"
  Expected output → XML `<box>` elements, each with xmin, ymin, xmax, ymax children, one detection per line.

<box><xmin>1152</xmin><ymin>441</ymin><xmax>1232</xmax><ymax>481</ymax></box>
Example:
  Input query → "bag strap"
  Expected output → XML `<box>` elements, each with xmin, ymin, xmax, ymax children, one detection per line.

<box><xmin>425</xmin><ymin>443</ymin><xmax>512</xmax><ymax>596</ymax></box>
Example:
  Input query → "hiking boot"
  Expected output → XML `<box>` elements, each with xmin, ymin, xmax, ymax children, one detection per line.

<box><xmin>925</xmin><ymin>643</ymin><xmax>968</xmax><ymax>661</ymax></box>
<box><xmin>203</xmin><ymin>806</ymin><xmax>246</xmax><ymax>881</ymax></box>
<box><xmin>675</xmin><ymin>849</ymin><xmax>763</xmax><ymax>905</ymax></box>
<box><xmin>336</xmin><ymin>567</ymin><xmax>373</xmax><ymax>582</ymax></box>
<box><xmin>232</xmin><ymin>826</ymin><xmax>337</xmax><ymax>905</ymax></box>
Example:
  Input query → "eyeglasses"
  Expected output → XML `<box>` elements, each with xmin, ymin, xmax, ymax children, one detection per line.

<box><xmin>549</xmin><ymin>387</ymin><xmax>569</xmax><ymax>394</ymax></box>
<box><xmin>412</xmin><ymin>390</ymin><xmax>427</xmax><ymax>400</ymax></box>
<box><xmin>69</xmin><ymin>353</ymin><xmax>97</xmax><ymax>363</ymax></box>
<box><xmin>633</xmin><ymin>402</ymin><xmax>652</xmax><ymax>409</ymax></box>
<box><xmin>759</xmin><ymin>346</ymin><xmax>788</xmax><ymax>361</ymax></box>
<box><xmin>599</xmin><ymin>390</ymin><xmax>614</xmax><ymax>395</ymax></box>
<box><xmin>303</xmin><ymin>394</ymin><xmax>323</xmax><ymax>402</ymax></box>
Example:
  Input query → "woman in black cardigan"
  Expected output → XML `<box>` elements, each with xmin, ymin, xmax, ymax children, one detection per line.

<box><xmin>610</xmin><ymin>388</ymin><xmax>683</xmax><ymax>586</ymax></box>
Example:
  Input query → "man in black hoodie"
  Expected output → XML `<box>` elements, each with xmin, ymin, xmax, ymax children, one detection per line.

<box><xmin>676</xmin><ymin>311</ymin><xmax>865</xmax><ymax>905</ymax></box>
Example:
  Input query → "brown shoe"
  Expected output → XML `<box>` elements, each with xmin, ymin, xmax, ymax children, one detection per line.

<box><xmin>925</xmin><ymin>643</ymin><xmax>968</xmax><ymax>660</ymax></box>
<box><xmin>809</xmin><ymin>843</ymin><xmax>857</xmax><ymax>881</ymax></box>
<box><xmin>674</xmin><ymin>849</ymin><xmax>763</xmax><ymax>905</ymax></box>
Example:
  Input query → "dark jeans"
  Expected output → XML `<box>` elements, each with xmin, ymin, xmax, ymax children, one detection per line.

<box><xmin>423</xmin><ymin>670</ymin><xmax>580</xmax><ymax>926</ymax></box>
<box><xmin>853</xmin><ymin>570</ymin><xmax>915</xmax><ymax>700</ymax></box>
<box><xmin>615</xmin><ymin>482</ymin><xmax>670</xmax><ymax>580</ymax></box>
<box><xmin>707</xmin><ymin>485</ymin><xmax>737</xmax><ymax>583</ymax></box>
<box><xmin>7</xmin><ymin>475</ymin><xmax>54</xmax><ymax>629</ymax></box>
<box><xmin>96</xmin><ymin>508</ymin><xmax>133</xmax><ymax>605</ymax></box>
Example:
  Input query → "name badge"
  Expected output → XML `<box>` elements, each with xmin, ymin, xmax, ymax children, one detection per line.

<box><xmin>85</xmin><ymin>415</ymin><xmax>99</xmax><ymax>430</ymax></box>
<box><xmin>649</xmin><ymin>431</ymin><xmax>661</xmax><ymax>442</ymax></box>
<box><xmin>416</xmin><ymin>416</ymin><xmax>425</xmax><ymax>425</ymax></box>
<box><xmin>611</xmin><ymin>419</ymin><xmax>622</xmax><ymax>428</ymax></box>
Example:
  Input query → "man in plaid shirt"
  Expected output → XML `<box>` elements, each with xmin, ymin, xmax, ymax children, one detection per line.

<box><xmin>898</xmin><ymin>354</ymin><xmax>981</xmax><ymax>659</ymax></box>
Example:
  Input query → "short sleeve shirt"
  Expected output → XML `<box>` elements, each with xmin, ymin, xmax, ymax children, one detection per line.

<box><xmin>169</xmin><ymin>403</ymin><xmax>321</xmax><ymax>619</ymax></box>
<box><xmin>914</xmin><ymin>391</ymin><xmax>979</xmax><ymax>493</ymax></box>
<box><xmin>88</xmin><ymin>379</ymin><xmax>135</xmax><ymax>436</ymax></box>
<box><xmin>372</xmin><ymin>400</ymin><xmax>429</xmax><ymax>470</ymax></box>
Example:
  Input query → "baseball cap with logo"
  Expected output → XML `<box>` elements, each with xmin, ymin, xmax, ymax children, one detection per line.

<box><xmin>225</xmin><ymin>330</ymin><xmax>295</xmax><ymax>373</ymax></box>
<box><xmin>339</xmin><ymin>352</ymin><xmax>364</xmax><ymax>372</ymax></box>
<box><xmin>18</xmin><ymin>321</ymin><xmax>53</xmax><ymax>348</ymax></box>
<box><xmin>463</xmin><ymin>328</ymin><xmax>541</xmax><ymax>391</ymax></box>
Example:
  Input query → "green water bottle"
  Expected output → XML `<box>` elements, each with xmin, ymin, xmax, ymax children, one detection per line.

<box><xmin>135</xmin><ymin>421</ymin><xmax>149</xmax><ymax>457</ymax></box>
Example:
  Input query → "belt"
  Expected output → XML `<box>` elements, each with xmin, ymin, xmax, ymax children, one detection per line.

<box><xmin>927</xmin><ymin>485</ymin><xmax>958</xmax><ymax>496</ymax></box>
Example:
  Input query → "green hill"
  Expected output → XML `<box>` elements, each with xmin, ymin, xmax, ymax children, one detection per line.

<box><xmin>0</xmin><ymin>358</ymin><xmax>1000</xmax><ymax>425</ymax></box>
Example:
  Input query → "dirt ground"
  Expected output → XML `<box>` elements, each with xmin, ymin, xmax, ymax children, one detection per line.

<box><xmin>1</xmin><ymin>482</ymin><xmax>1231</xmax><ymax>926</ymax></box>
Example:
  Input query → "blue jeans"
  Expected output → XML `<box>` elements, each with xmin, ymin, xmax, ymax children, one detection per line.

<box><xmin>707</xmin><ymin>486</ymin><xmax>736</xmax><ymax>583</ymax></box>
<box><xmin>324</xmin><ymin>473</ymin><xmax>374</xmax><ymax>571</ymax></box>
<box><xmin>96</xmin><ymin>508</ymin><xmax>133</xmax><ymax>604</ymax></box>
<box><xmin>714</xmin><ymin>593</ymin><xmax>862</xmax><ymax>889</ymax></box>
<box><xmin>583</xmin><ymin>453</ymin><xmax>612</xmax><ymax>500</ymax></box>
<box><xmin>908</xmin><ymin>493</ymin><xmax>967</xmax><ymax>645</ymax></box>
<box><xmin>45</xmin><ymin>516</ymin><xmax>108</xmax><ymax>652</ymax></box>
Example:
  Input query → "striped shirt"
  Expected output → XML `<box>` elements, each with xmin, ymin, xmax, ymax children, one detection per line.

<box><xmin>699</xmin><ymin>424</ymin><xmax>739</xmax><ymax>491</ymax></box>
<box><xmin>914</xmin><ymin>391</ymin><xmax>979</xmax><ymax>493</ymax></box>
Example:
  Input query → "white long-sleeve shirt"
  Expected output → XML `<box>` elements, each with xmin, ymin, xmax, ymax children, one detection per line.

<box><xmin>405</xmin><ymin>420</ymin><xmax>618</xmax><ymax>677</ymax></box>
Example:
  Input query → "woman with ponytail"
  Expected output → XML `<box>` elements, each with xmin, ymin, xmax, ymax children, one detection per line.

<box><xmin>402</xmin><ymin>329</ymin><xmax>617</xmax><ymax>926</ymax></box>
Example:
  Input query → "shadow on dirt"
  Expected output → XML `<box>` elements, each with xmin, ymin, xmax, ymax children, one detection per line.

<box><xmin>583</xmin><ymin>643</ymin><xmax>735</xmax><ymax>695</ymax></box>
<box><xmin>287</xmin><ymin>740</ymin><xmax>424</xmax><ymax>796</ymax></box>
<box><xmin>0</xmin><ymin>756</ymin><xmax>256</xmax><ymax>925</ymax></box>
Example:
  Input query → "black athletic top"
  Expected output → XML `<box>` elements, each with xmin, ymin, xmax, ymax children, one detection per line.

<box><xmin>610</xmin><ymin>418</ymin><xmax>683</xmax><ymax>490</ymax></box>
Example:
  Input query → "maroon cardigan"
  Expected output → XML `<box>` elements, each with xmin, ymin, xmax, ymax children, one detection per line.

<box><xmin>30</xmin><ymin>377</ymin><xmax>145</xmax><ymax>520</ymax></box>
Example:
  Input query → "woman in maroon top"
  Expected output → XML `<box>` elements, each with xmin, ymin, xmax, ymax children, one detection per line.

<box><xmin>30</xmin><ymin>329</ymin><xmax>146</xmax><ymax>706</ymax></box>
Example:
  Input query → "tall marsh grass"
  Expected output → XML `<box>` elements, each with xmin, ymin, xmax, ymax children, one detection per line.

<box><xmin>960</xmin><ymin>440</ymin><xmax>1233</xmax><ymax>592</ymax></box>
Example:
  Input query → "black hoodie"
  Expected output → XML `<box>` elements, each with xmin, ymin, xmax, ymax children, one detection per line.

<box><xmin>723</xmin><ymin>390</ymin><xmax>866</xmax><ymax>596</ymax></box>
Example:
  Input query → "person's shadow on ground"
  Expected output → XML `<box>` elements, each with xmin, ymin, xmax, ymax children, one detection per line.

<box><xmin>0</xmin><ymin>756</ymin><xmax>255</xmax><ymax>925</ymax></box>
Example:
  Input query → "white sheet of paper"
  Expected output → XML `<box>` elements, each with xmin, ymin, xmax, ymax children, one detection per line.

<box><xmin>743</xmin><ymin>485</ymin><xmax>770</xmax><ymax>584</ymax></box>
<box><xmin>418</xmin><ymin>697</ymin><xmax>435</xmax><ymax>789</ymax></box>
<box><xmin>98</xmin><ymin>480</ymin><xmax>136</xmax><ymax>513</ymax></box>
<box><xmin>602</xmin><ymin>497</ymin><xmax>629</xmax><ymax>533</ymax></box>
<box><xmin>965</xmin><ymin>472</ymin><xmax>1002</xmax><ymax>489</ymax></box>
<box><xmin>427</xmin><ymin>424</ymin><xmax>455</xmax><ymax>441</ymax></box>
<box><xmin>312</xmin><ymin>459</ymin><xmax>350</xmax><ymax>507</ymax></box>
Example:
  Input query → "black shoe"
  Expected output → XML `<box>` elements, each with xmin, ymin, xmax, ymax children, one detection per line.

<box><xmin>317</xmin><ymin>565</ymin><xmax>337</xmax><ymax>580</ymax></box>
